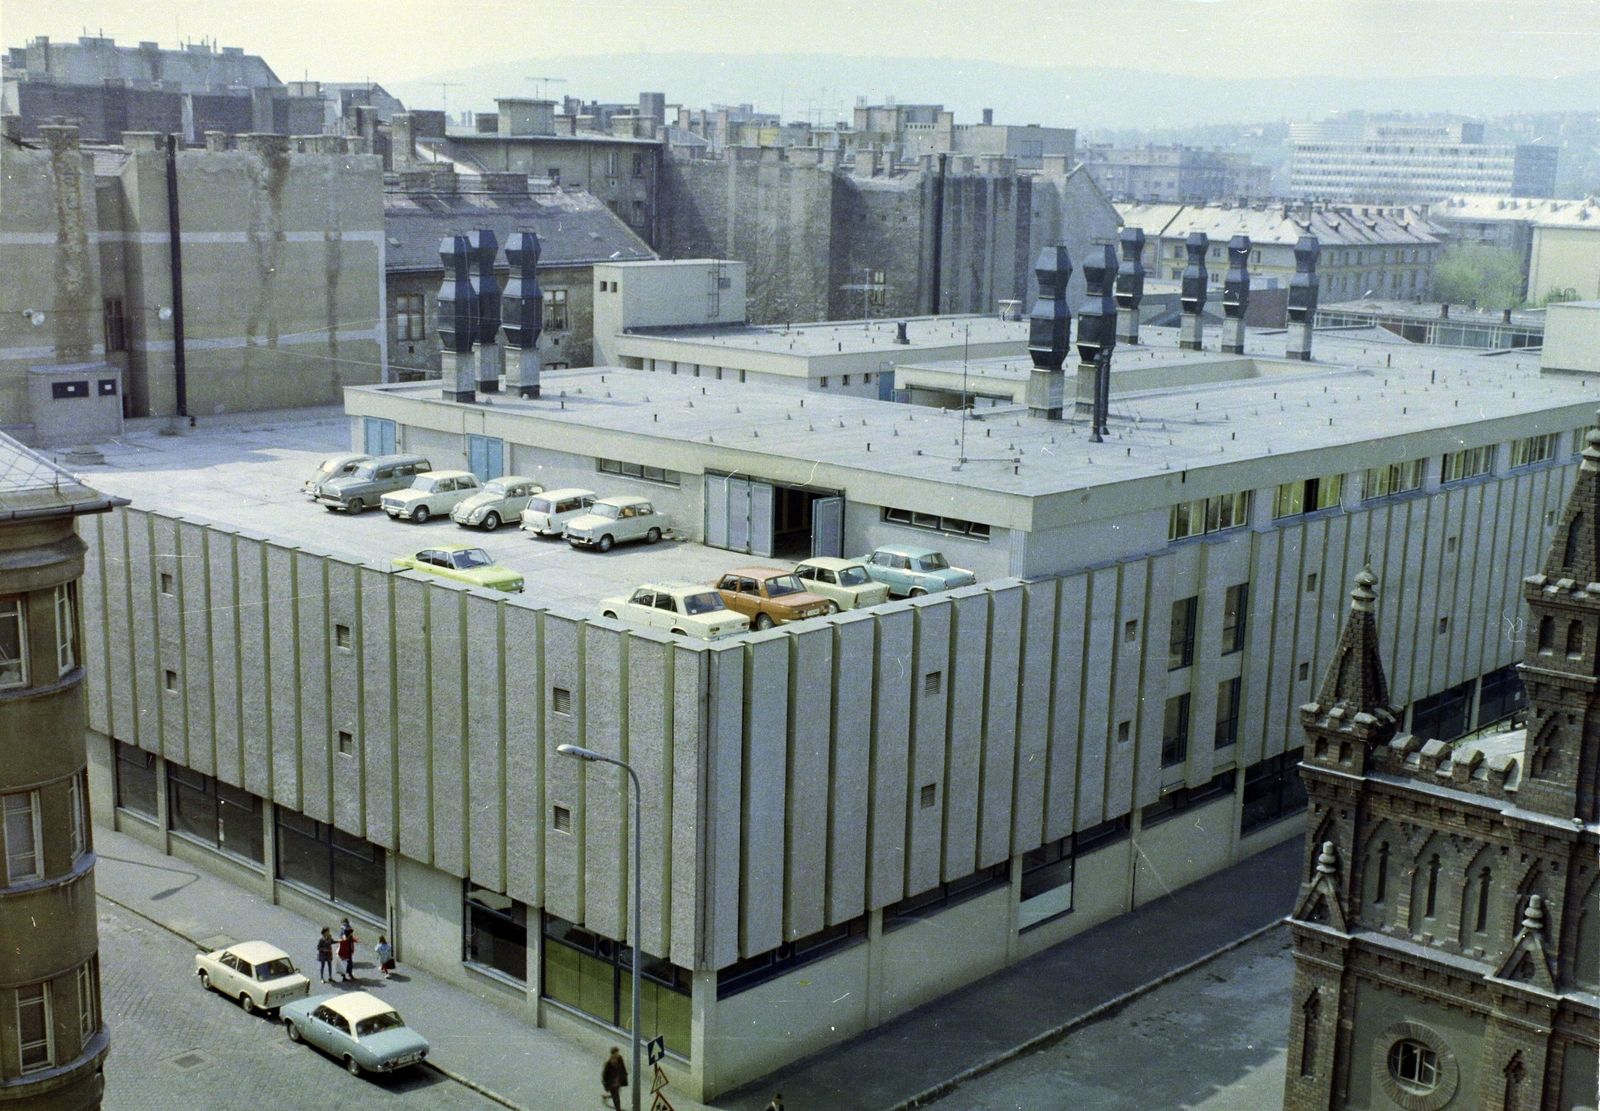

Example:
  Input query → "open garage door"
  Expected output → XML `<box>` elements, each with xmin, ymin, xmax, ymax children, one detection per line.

<box><xmin>811</xmin><ymin>496</ymin><xmax>843</xmax><ymax>558</ymax></box>
<box><xmin>704</xmin><ymin>474</ymin><xmax>775</xmax><ymax>556</ymax></box>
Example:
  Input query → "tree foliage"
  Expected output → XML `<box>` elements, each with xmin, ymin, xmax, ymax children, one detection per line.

<box><xmin>1432</xmin><ymin>245</ymin><xmax>1526</xmax><ymax>310</ymax></box>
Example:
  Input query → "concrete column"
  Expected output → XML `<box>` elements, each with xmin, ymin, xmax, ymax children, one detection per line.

<box><xmin>1027</xmin><ymin>368</ymin><xmax>1064</xmax><ymax>421</ymax></box>
<box><xmin>441</xmin><ymin>351</ymin><xmax>475</xmax><ymax>402</ymax></box>
<box><xmin>1116</xmin><ymin>306</ymin><xmax>1140</xmax><ymax>346</ymax></box>
<box><xmin>1179</xmin><ymin>312</ymin><xmax>1205</xmax><ymax>351</ymax></box>
<box><xmin>1286</xmin><ymin>320</ymin><xmax>1314</xmax><ymax>361</ymax></box>
<box><xmin>1073</xmin><ymin>363</ymin><xmax>1096</xmax><ymax>415</ymax></box>
<box><xmin>476</xmin><ymin>340</ymin><xmax>504</xmax><ymax>393</ymax></box>
<box><xmin>507</xmin><ymin>346</ymin><xmax>541</xmax><ymax>398</ymax></box>
<box><xmin>1220</xmin><ymin>315</ymin><xmax>1247</xmax><ymax>355</ymax></box>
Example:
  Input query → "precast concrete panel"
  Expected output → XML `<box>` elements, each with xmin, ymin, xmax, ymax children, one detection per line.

<box><xmin>1264</xmin><ymin>524</ymin><xmax>1305</xmax><ymax>760</ymax></box>
<box><xmin>867</xmin><ymin>608</ymin><xmax>913</xmax><ymax>909</ymax></box>
<box><xmin>1384</xmin><ymin>497</ymin><xmax>1423</xmax><ymax>704</ymax></box>
<box><xmin>668</xmin><ymin>643</ymin><xmax>702</xmax><ymax>969</ymax></box>
<box><xmin>503</xmin><ymin>604</ymin><xmax>542</xmax><ymax>907</ymax></box>
<box><xmin>358</xmin><ymin>567</ymin><xmax>396</xmax><ymax>849</ymax></box>
<box><xmin>1047</xmin><ymin>573</ymin><xmax>1089</xmax><ymax>840</ymax></box>
<box><xmin>906</xmin><ymin>601</ymin><xmax>951</xmax><ymax>896</ymax></box>
<box><xmin>1109</xmin><ymin>561</ymin><xmax>1147</xmax><ymax>810</ymax></box>
<box><xmin>1475</xmin><ymin>481</ymin><xmax>1512</xmax><ymax>683</ymax></box>
<box><xmin>207</xmin><ymin>529</ymin><xmax>242</xmax><ymax>789</ymax></box>
<box><xmin>236</xmin><ymin>536</ymin><xmax>271</xmax><ymax>797</ymax></box>
<box><xmin>97</xmin><ymin>511</ymin><xmax>136</xmax><ymax>742</ymax></box>
<box><xmin>978</xmin><ymin>584</ymin><xmax>1022</xmax><ymax>868</ymax></box>
<box><xmin>427</xmin><ymin>588</ymin><xmax>467</xmax><ymax>877</ymax></box>
<box><xmin>153</xmin><ymin>515</ymin><xmax>185</xmax><ymax>762</ymax></box>
<box><xmin>328</xmin><ymin>560</ymin><xmax>364</xmax><ymax>835</ymax></box>
<box><xmin>264</xmin><ymin>543</ymin><xmax>300</xmax><ymax>809</ymax></box>
<box><xmin>740</xmin><ymin>633</ymin><xmax>789</xmax><ymax>957</ymax></box>
<box><xmin>581</xmin><ymin>623</ymin><xmax>626</xmax><ymax>940</ymax></box>
<box><xmin>703</xmin><ymin>643</ymin><xmax>745</xmax><ymax>970</ymax></box>
<box><xmin>392</xmin><ymin>575</ymin><xmax>432</xmax><ymax>860</ymax></box>
<box><xmin>295</xmin><ymin>550</ymin><xmax>331</xmax><ymax>824</ymax></box>
<box><xmin>827</xmin><ymin>615</ymin><xmax>873</xmax><ymax>923</ymax></box>
<box><xmin>1240</xmin><ymin>529</ymin><xmax>1281</xmax><ymax>768</ymax></box>
<box><xmin>1456</xmin><ymin>482</ymin><xmax>1492</xmax><ymax>686</ymax></box>
<box><xmin>624</xmin><ymin>633</ymin><xmax>672</xmax><ymax>958</ymax></box>
<box><xmin>1308</xmin><ymin>514</ymin><xmax>1346</xmax><ymax>716</ymax></box>
<box><xmin>1421</xmin><ymin>491</ymin><xmax>1456</xmax><ymax>695</ymax></box>
<box><xmin>942</xmin><ymin>590</ymin><xmax>988</xmax><ymax>879</ymax></box>
<box><xmin>179</xmin><ymin>521</ymin><xmax>216</xmax><ymax>778</ymax></box>
<box><xmin>1187</xmin><ymin>545</ymin><xmax>1223</xmax><ymax>792</ymax></box>
<box><xmin>785</xmin><ymin>623</ymin><xmax>831</xmax><ymax>940</ymax></box>
<box><xmin>465</xmin><ymin>592</ymin><xmax>505</xmax><ymax>893</ymax></box>
<box><xmin>542</xmin><ymin>615</ymin><xmax>585</xmax><ymax>923</ymax></box>
<box><xmin>1012</xmin><ymin>578</ymin><xmax>1056</xmax><ymax>849</ymax></box>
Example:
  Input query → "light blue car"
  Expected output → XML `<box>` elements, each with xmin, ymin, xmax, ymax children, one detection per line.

<box><xmin>281</xmin><ymin>991</ymin><xmax>429</xmax><ymax>1077</ymax></box>
<box><xmin>862</xmin><ymin>544</ymin><xmax>977</xmax><ymax>597</ymax></box>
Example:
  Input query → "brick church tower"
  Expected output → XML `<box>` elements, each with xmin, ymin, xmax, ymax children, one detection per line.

<box><xmin>1281</xmin><ymin>434</ymin><xmax>1600</xmax><ymax>1111</ymax></box>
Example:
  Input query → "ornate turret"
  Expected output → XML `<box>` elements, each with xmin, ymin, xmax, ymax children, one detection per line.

<box><xmin>1299</xmin><ymin>568</ymin><xmax>1401</xmax><ymax>776</ymax></box>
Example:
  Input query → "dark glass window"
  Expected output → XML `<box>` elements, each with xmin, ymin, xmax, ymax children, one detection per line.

<box><xmin>542</xmin><ymin>915</ymin><xmax>692</xmax><ymax>1058</ymax></box>
<box><xmin>465</xmin><ymin>882</ymin><xmax>528</xmax><ymax>981</ymax></box>
<box><xmin>1161</xmin><ymin>693</ymin><xmax>1191</xmax><ymax>767</ymax></box>
<box><xmin>114</xmin><ymin>740</ymin><xmax>158</xmax><ymax>819</ymax></box>
<box><xmin>1019</xmin><ymin>836</ymin><xmax>1075</xmax><ymax>930</ymax></box>
<box><xmin>166</xmin><ymin>765</ymin><xmax>264</xmax><ymax>864</ymax></box>
<box><xmin>1072</xmin><ymin>814</ymin><xmax>1132</xmax><ymax>855</ymax></box>
<box><xmin>274</xmin><ymin>808</ymin><xmax>386</xmax><ymax>919</ymax></box>
<box><xmin>1221</xmin><ymin>583</ymin><xmax>1248</xmax><ymax>654</ymax></box>
<box><xmin>883</xmin><ymin>863</ymin><xmax>1009</xmax><ymax>932</ymax></box>
<box><xmin>1214</xmin><ymin>677</ymin><xmax>1242</xmax><ymax>749</ymax></box>
<box><xmin>1410</xmin><ymin>679</ymin><xmax>1476</xmax><ymax>742</ymax></box>
<box><xmin>1241</xmin><ymin>749</ymin><xmax>1308</xmax><ymax>834</ymax></box>
<box><xmin>1168</xmin><ymin>597</ymin><xmax>1197</xmax><ymax>670</ymax></box>
<box><xmin>716</xmin><ymin>916</ymin><xmax>867</xmax><ymax>998</ymax></box>
<box><xmin>1477</xmin><ymin>664</ymin><xmax>1526</xmax><ymax>726</ymax></box>
<box><xmin>1141</xmin><ymin>771</ymin><xmax>1236</xmax><ymax>829</ymax></box>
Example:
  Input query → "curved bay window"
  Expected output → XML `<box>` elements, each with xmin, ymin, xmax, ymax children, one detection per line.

<box><xmin>274</xmin><ymin>808</ymin><xmax>386</xmax><ymax>920</ymax></box>
<box><xmin>541</xmin><ymin>914</ymin><xmax>691</xmax><ymax>1058</ymax></box>
<box><xmin>464</xmin><ymin>883</ymin><xmax>528</xmax><ymax>982</ymax></box>
<box><xmin>167</xmin><ymin>765</ymin><xmax>264</xmax><ymax>864</ymax></box>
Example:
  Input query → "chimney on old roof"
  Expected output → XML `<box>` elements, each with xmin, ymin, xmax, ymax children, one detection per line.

<box><xmin>1220</xmin><ymin>235</ymin><xmax>1251</xmax><ymax>355</ymax></box>
<box><xmin>1179</xmin><ymin>232</ymin><xmax>1209</xmax><ymax>351</ymax></box>
<box><xmin>1115</xmin><ymin>227</ymin><xmax>1146</xmax><ymax>345</ymax></box>
<box><xmin>1285</xmin><ymin>235</ymin><xmax>1321</xmax><ymax>361</ymax></box>
<box><xmin>1025</xmin><ymin>246</ymin><xmax>1072</xmax><ymax>421</ymax></box>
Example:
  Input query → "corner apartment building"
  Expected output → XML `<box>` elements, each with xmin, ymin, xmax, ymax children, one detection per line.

<box><xmin>850</xmin><ymin>102</ymin><xmax>1075</xmax><ymax>171</ymax></box>
<box><xmin>1291</xmin><ymin>121</ymin><xmax>1559</xmax><ymax>202</ymax></box>
<box><xmin>1428</xmin><ymin>194</ymin><xmax>1600</xmax><ymax>304</ymax></box>
<box><xmin>1083</xmin><ymin>144</ymin><xmax>1272</xmax><ymax>203</ymax></box>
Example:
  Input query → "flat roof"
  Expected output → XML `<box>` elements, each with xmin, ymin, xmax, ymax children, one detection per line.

<box><xmin>1319</xmin><ymin>299</ymin><xmax>1547</xmax><ymax>330</ymax></box>
<box><xmin>616</xmin><ymin>314</ymin><xmax>1027</xmax><ymax>359</ymax></box>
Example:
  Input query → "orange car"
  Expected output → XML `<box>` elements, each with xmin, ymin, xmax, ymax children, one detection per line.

<box><xmin>712</xmin><ymin>567</ymin><xmax>834</xmax><ymax>629</ymax></box>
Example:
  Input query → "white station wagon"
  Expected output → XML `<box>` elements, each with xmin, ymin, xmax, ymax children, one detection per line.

<box><xmin>564</xmin><ymin>496</ymin><xmax>667</xmax><ymax>552</ymax></box>
<box><xmin>598</xmin><ymin>582</ymin><xmax>750</xmax><ymax>641</ymax></box>
<box><xmin>450</xmin><ymin>475</ymin><xmax>542</xmax><ymax>531</ymax></box>
<box><xmin>381</xmin><ymin>470</ymin><xmax>481</xmax><ymax>523</ymax></box>
<box><xmin>194</xmin><ymin>940</ymin><xmax>312</xmax><ymax>1015</ymax></box>
<box><xmin>519</xmin><ymin>488</ymin><xmax>597</xmax><ymax>537</ymax></box>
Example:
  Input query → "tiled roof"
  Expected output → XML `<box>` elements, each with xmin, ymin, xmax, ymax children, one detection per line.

<box><xmin>1118</xmin><ymin>202</ymin><xmax>1442</xmax><ymax>248</ymax></box>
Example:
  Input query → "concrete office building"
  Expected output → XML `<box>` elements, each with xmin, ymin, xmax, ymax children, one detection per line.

<box><xmin>1290</xmin><ymin>121</ymin><xmax>1559</xmax><ymax>203</ymax></box>
<box><xmin>1084</xmin><ymin>144</ymin><xmax>1273</xmax><ymax>203</ymax></box>
<box><xmin>0</xmin><ymin>434</ymin><xmax>120</xmax><ymax>1107</ymax></box>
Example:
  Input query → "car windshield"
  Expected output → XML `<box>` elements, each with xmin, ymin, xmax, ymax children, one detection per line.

<box><xmin>452</xmin><ymin>549</ymin><xmax>494</xmax><ymax>569</ymax></box>
<box><xmin>409</xmin><ymin>476</ymin><xmax>434</xmax><ymax>491</ymax></box>
<box><xmin>350</xmin><ymin>465</ymin><xmax>375</xmax><ymax>480</ymax></box>
<box><xmin>355</xmin><ymin>1011</ymin><xmax>405</xmax><ymax>1038</ymax></box>
<box><xmin>483</xmin><ymin>481</ymin><xmax>509</xmax><ymax>497</ymax></box>
<box><xmin>526</xmin><ymin>498</ymin><xmax>552</xmax><ymax>514</ymax></box>
<box><xmin>764</xmin><ymin>575</ymin><xmax>805</xmax><ymax>597</ymax></box>
<box><xmin>681</xmin><ymin>592</ymin><xmax>726</xmax><ymax>615</ymax></box>
<box><xmin>837</xmin><ymin>566</ymin><xmax>871</xmax><ymax>587</ymax></box>
<box><xmin>254</xmin><ymin>958</ymin><xmax>297</xmax><ymax>981</ymax></box>
<box><xmin>591</xmin><ymin>504</ymin><xmax>621</xmax><ymax>520</ymax></box>
<box><xmin>917</xmin><ymin>554</ymin><xmax>950</xmax><ymax>571</ymax></box>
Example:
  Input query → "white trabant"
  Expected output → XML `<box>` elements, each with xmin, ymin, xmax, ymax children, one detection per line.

<box><xmin>598</xmin><ymin>582</ymin><xmax>750</xmax><ymax>641</ymax></box>
<box><xmin>381</xmin><ymin>470</ymin><xmax>481</xmax><ymax>523</ymax></box>
<box><xmin>450</xmin><ymin>475</ymin><xmax>543</xmax><ymax>531</ymax></box>
<box><xmin>194</xmin><ymin>940</ymin><xmax>312</xmax><ymax>1015</ymax></box>
<box><xmin>519</xmin><ymin>488</ymin><xmax>597</xmax><ymax>537</ymax></box>
<box><xmin>793</xmin><ymin>557</ymin><xmax>891</xmax><ymax>610</ymax></box>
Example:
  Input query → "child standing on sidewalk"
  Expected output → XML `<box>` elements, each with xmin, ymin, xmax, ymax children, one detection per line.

<box><xmin>375</xmin><ymin>936</ymin><xmax>394</xmax><ymax>979</ymax></box>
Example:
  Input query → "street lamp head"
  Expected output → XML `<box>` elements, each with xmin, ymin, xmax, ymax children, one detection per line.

<box><xmin>556</xmin><ymin>743</ymin><xmax>605</xmax><ymax>761</ymax></box>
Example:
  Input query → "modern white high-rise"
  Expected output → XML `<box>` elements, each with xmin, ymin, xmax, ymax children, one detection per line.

<box><xmin>1291</xmin><ymin>122</ymin><xmax>1558</xmax><ymax>202</ymax></box>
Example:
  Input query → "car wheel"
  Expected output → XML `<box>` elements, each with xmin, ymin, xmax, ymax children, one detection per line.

<box><xmin>645</xmin><ymin>527</ymin><xmax>661</xmax><ymax>544</ymax></box>
<box><xmin>346</xmin><ymin>499</ymin><xmax>364</xmax><ymax>514</ymax></box>
<box><xmin>240</xmin><ymin>993</ymin><xmax>258</xmax><ymax>1015</ymax></box>
<box><xmin>286</xmin><ymin>1020</ymin><xmax>302</xmax><ymax>1043</ymax></box>
<box><xmin>598</xmin><ymin>535</ymin><xmax>614</xmax><ymax>553</ymax></box>
<box><xmin>602</xmin><ymin>610</ymin><xmax>617</xmax><ymax>619</ymax></box>
<box><xmin>670</xmin><ymin>628</ymin><xmax>687</xmax><ymax>637</ymax></box>
<box><xmin>345</xmin><ymin>1055</ymin><xmax>362</xmax><ymax>1077</ymax></box>
<box><xmin>483</xmin><ymin>512</ymin><xmax>500</xmax><ymax>532</ymax></box>
<box><xmin>412</xmin><ymin>506</ymin><xmax>430</xmax><ymax>524</ymax></box>
<box><xmin>824</xmin><ymin>601</ymin><xmax>840</xmax><ymax>614</ymax></box>
<box><xmin>198</xmin><ymin>970</ymin><xmax>212</xmax><ymax>992</ymax></box>
<box><xmin>754</xmin><ymin>613</ymin><xmax>774</xmax><ymax>631</ymax></box>
<box><xmin>910</xmin><ymin>588</ymin><xmax>928</xmax><ymax>597</ymax></box>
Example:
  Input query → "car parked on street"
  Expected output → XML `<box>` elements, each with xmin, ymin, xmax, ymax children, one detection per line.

<box><xmin>303</xmin><ymin>453</ymin><xmax>370</xmax><ymax>500</ymax></box>
<box><xmin>281</xmin><ymin>991</ymin><xmax>429</xmax><ymax>1077</ymax></box>
<box><xmin>392</xmin><ymin>544</ymin><xmax>525</xmax><ymax>593</ymax></box>
<box><xmin>862</xmin><ymin>544</ymin><xmax>977</xmax><ymax>597</ymax></box>
<box><xmin>316</xmin><ymin>454</ymin><xmax>432</xmax><ymax>514</ymax></box>
<box><xmin>450</xmin><ymin>476</ymin><xmax>542</xmax><ymax>532</ymax></box>
<box><xmin>793</xmin><ymin>557</ymin><xmax>891</xmax><ymax>610</ymax></box>
<box><xmin>194</xmin><ymin>941</ymin><xmax>311</xmax><ymax>1016</ymax></box>
<box><xmin>597</xmin><ymin>582</ymin><xmax>750</xmax><ymax>640</ymax></box>
<box><xmin>564</xmin><ymin>496</ymin><xmax>666</xmax><ymax>552</ymax></box>
<box><xmin>381</xmin><ymin>470</ymin><xmax>481</xmax><ymax>523</ymax></box>
<box><xmin>519</xmin><ymin>488</ymin><xmax>597</xmax><ymax>537</ymax></box>
<box><xmin>713</xmin><ymin>567</ymin><xmax>834</xmax><ymax>629</ymax></box>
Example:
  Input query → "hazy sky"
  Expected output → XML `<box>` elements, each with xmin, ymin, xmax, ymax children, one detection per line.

<box><xmin>8</xmin><ymin>0</ymin><xmax>1600</xmax><ymax>84</ymax></box>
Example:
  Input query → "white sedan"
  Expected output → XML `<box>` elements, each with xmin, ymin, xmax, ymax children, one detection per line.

<box><xmin>195</xmin><ymin>940</ymin><xmax>312</xmax><ymax>1015</ymax></box>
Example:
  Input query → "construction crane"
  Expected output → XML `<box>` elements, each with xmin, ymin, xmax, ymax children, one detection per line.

<box><xmin>524</xmin><ymin>76</ymin><xmax>569</xmax><ymax>100</ymax></box>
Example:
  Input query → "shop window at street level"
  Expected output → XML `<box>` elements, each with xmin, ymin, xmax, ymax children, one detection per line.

<box><xmin>114</xmin><ymin>740</ymin><xmax>158</xmax><ymax>819</ymax></box>
<box><xmin>1019</xmin><ymin>836</ymin><xmax>1075</xmax><ymax>930</ymax></box>
<box><xmin>168</xmin><ymin>765</ymin><xmax>264</xmax><ymax>865</ymax></box>
<box><xmin>465</xmin><ymin>882</ymin><xmax>528</xmax><ymax>982</ymax></box>
<box><xmin>542</xmin><ymin>914</ymin><xmax>692</xmax><ymax>1057</ymax></box>
<box><xmin>717</xmin><ymin>916</ymin><xmax>867</xmax><ymax>998</ymax></box>
<box><xmin>1140</xmin><ymin>771</ymin><xmax>1236</xmax><ymax>829</ymax></box>
<box><xmin>883</xmin><ymin>863</ymin><xmax>1009</xmax><ymax>932</ymax></box>
<box><xmin>1240</xmin><ymin>748</ymin><xmax>1308</xmax><ymax>834</ymax></box>
<box><xmin>274</xmin><ymin>808</ymin><xmax>386</xmax><ymax>919</ymax></box>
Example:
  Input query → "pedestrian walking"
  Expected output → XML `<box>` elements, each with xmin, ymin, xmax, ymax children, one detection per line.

<box><xmin>315</xmin><ymin>928</ymin><xmax>334</xmax><ymax>983</ymax></box>
<box><xmin>601</xmin><ymin>1045</ymin><xmax>628</xmax><ymax>1111</ymax></box>
<box><xmin>764</xmin><ymin>1095</ymin><xmax>784</xmax><ymax>1111</ymax></box>
<box><xmin>375</xmin><ymin>936</ymin><xmax>394</xmax><ymax>979</ymax></box>
<box><xmin>337</xmin><ymin>925</ymin><xmax>359</xmax><ymax>982</ymax></box>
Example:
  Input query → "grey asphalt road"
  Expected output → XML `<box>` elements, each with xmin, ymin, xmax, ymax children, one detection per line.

<box><xmin>98</xmin><ymin>899</ymin><xmax>497</xmax><ymax>1111</ymax></box>
<box><xmin>923</xmin><ymin>927</ymin><xmax>1294</xmax><ymax>1111</ymax></box>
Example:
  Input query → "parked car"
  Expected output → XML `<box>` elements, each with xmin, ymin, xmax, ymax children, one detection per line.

<box><xmin>713</xmin><ymin>567</ymin><xmax>834</xmax><ymax>629</ymax></box>
<box><xmin>597</xmin><ymin>582</ymin><xmax>750</xmax><ymax>641</ymax></box>
<box><xmin>564</xmin><ymin>496</ymin><xmax>666</xmax><ymax>552</ymax></box>
<box><xmin>316</xmin><ymin>454</ymin><xmax>432</xmax><ymax>514</ymax></box>
<box><xmin>194</xmin><ymin>940</ymin><xmax>311</xmax><ymax>1016</ymax></box>
<box><xmin>793</xmin><ymin>557</ymin><xmax>891</xmax><ymax>610</ymax></box>
<box><xmin>281</xmin><ymin>991</ymin><xmax>429</xmax><ymax>1077</ymax></box>
<box><xmin>392</xmin><ymin>544</ymin><xmax>525</xmax><ymax>593</ymax></box>
<box><xmin>862</xmin><ymin>544</ymin><xmax>977</xmax><ymax>597</ymax></box>
<box><xmin>381</xmin><ymin>470</ymin><xmax>481</xmax><ymax>523</ymax></box>
<box><xmin>303</xmin><ymin>453</ymin><xmax>370</xmax><ymax>501</ymax></box>
<box><xmin>519</xmin><ymin>488</ymin><xmax>597</xmax><ymax>537</ymax></box>
<box><xmin>450</xmin><ymin>476</ymin><xmax>543</xmax><ymax>532</ymax></box>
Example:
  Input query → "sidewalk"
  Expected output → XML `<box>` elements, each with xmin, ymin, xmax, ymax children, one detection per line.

<box><xmin>92</xmin><ymin>826</ymin><xmax>712</xmax><ymax>1111</ymax></box>
<box><xmin>711</xmin><ymin>835</ymin><xmax>1304</xmax><ymax>1111</ymax></box>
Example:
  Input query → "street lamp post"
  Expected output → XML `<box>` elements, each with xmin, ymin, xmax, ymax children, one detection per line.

<box><xmin>556</xmin><ymin>744</ymin><xmax>644</xmax><ymax>1111</ymax></box>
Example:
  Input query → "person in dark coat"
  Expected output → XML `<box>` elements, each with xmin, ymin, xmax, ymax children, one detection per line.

<box><xmin>601</xmin><ymin>1046</ymin><xmax>628</xmax><ymax>1111</ymax></box>
<box><xmin>337</xmin><ymin>925</ymin><xmax>359</xmax><ymax>982</ymax></box>
<box><xmin>315</xmin><ymin>928</ymin><xmax>333</xmax><ymax>983</ymax></box>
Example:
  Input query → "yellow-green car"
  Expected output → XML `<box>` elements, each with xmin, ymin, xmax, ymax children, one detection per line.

<box><xmin>392</xmin><ymin>544</ymin><xmax>525</xmax><ymax>593</ymax></box>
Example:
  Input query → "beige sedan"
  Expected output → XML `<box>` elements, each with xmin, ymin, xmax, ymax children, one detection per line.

<box><xmin>793</xmin><ymin>557</ymin><xmax>891</xmax><ymax>610</ymax></box>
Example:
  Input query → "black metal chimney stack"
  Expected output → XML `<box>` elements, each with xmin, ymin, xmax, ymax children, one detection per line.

<box><xmin>1115</xmin><ymin>227</ymin><xmax>1146</xmax><ymax>345</ymax></box>
<box><xmin>1025</xmin><ymin>246</ymin><xmax>1072</xmax><ymax>420</ymax></box>
<box><xmin>1076</xmin><ymin>244</ymin><xmax>1118</xmax><ymax>441</ymax></box>
<box><xmin>1220</xmin><ymin>235</ymin><xmax>1251</xmax><ymax>354</ymax></box>
<box><xmin>502</xmin><ymin>230</ymin><xmax>544</xmax><ymax>398</ymax></box>
<box><xmin>1179</xmin><ymin>232</ymin><xmax>1208</xmax><ymax>350</ymax></box>
<box><xmin>469</xmin><ymin>229</ymin><xmax>503</xmax><ymax>392</ymax></box>
<box><xmin>1286</xmin><ymin>235</ymin><xmax>1321</xmax><ymax>361</ymax></box>
<box><xmin>438</xmin><ymin>235</ymin><xmax>478</xmax><ymax>402</ymax></box>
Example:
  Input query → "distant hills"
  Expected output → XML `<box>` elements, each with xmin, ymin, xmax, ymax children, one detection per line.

<box><xmin>389</xmin><ymin>53</ymin><xmax>1600</xmax><ymax>131</ymax></box>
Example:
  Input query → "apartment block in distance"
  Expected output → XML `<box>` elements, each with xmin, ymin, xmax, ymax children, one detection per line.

<box><xmin>1291</xmin><ymin>121</ymin><xmax>1558</xmax><ymax>203</ymax></box>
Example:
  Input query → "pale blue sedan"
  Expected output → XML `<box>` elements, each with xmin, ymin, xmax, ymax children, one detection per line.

<box><xmin>862</xmin><ymin>544</ymin><xmax>977</xmax><ymax>597</ymax></box>
<box><xmin>281</xmin><ymin>991</ymin><xmax>429</xmax><ymax>1077</ymax></box>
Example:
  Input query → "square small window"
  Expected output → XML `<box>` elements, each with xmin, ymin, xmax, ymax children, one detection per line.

<box><xmin>1297</xmin><ymin>662</ymin><xmax>1310</xmax><ymax>682</ymax></box>
<box><xmin>924</xmin><ymin>671</ymin><xmax>942</xmax><ymax>695</ymax></box>
<box><xmin>159</xmin><ymin>573</ymin><xmax>174</xmax><ymax>595</ymax></box>
<box><xmin>919</xmin><ymin>783</ymin><xmax>937</xmax><ymax>809</ymax></box>
<box><xmin>1117</xmin><ymin>720</ymin><xmax>1131</xmax><ymax>744</ymax></box>
<box><xmin>1305</xmin><ymin>573</ymin><xmax>1318</xmax><ymax>592</ymax></box>
<box><xmin>335</xmin><ymin>624</ymin><xmax>351</xmax><ymax>650</ymax></box>
<box><xmin>337</xmin><ymin>730</ymin><xmax>354</xmax><ymax>755</ymax></box>
<box><xmin>1124</xmin><ymin>620</ymin><xmax>1139</xmax><ymax>642</ymax></box>
<box><xmin>164</xmin><ymin>669</ymin><xmax>178</xmax><ymax>691</ymax></box>
<box><xmin>553</xmin><ymin>805</ymin><xmax>572</xmax><ymax>833</ymax></box>
<box><xmin>1438</xmin><ymin>617</ymin><xmax>1449</xmax><ymax>635</ymax></box>
<box><xmin>552</xmin><ymin>687</ymin><xmax>572</xmax><ymax>715</ymax></box>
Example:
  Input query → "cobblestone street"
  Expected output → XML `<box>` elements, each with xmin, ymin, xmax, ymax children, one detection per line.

<box><xmin>98</xmin><ymin>900</ymin><xmax>497</xmax><ymax>1111</ymax></box>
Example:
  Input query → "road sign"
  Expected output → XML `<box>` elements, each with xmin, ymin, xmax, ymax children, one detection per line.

<box><xmin>646</xmin><ymin>1035</ymin><xmax>666</xmax><ymax>1066</ymax></box>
